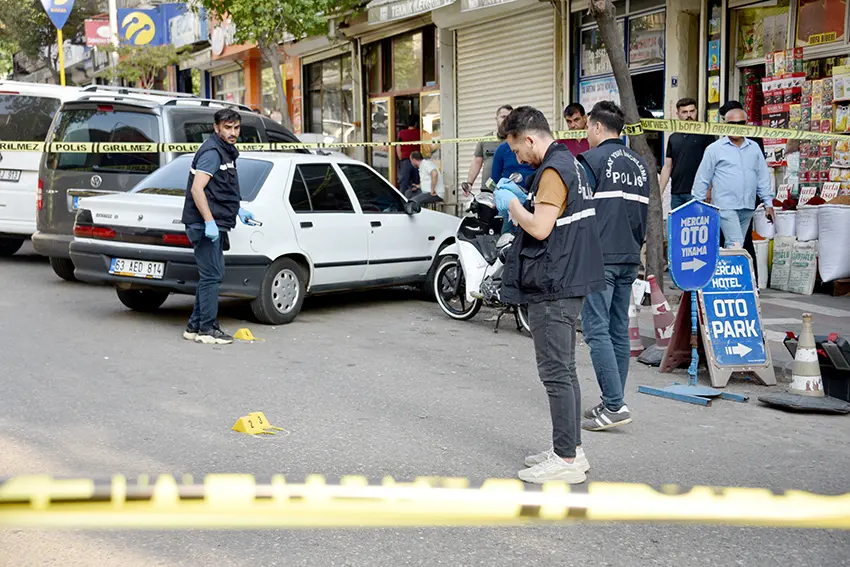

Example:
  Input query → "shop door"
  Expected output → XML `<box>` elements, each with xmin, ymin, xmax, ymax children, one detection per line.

<box><xmin>455</xmin><ymin>7</ymin><xmax>556</xmax><ymax>197</ymax></box>
<box><xmin>368</xmin><ymin>97</ymin><xmax>392</xmax><ymax>183</ymax></box>
<box><xmin>393</xmin><ymin>96</ymin><xmax>421</xmax><ymax>187</ymax></box>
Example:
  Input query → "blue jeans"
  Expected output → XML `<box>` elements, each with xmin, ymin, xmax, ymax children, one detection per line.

<box><xmin>187</xmin><ymin>226</ymin><xmax>225</xmax><ymax>332</ymax></box>
<box><xmin>581</xmin><ymin>264</ymin><xmax>639</xmax><ymax>411</ymax></box>
<box><xmin>527</xmin><ymin>297</ymin><xmax>583</xmax><ymax>459</ymax></box>
<box><xmin>719</xmin><ymin>209</ymin><xmax>755</xmax><ymax>248</ymax></box>
<box><xmin>670</xmin><ymin>193</ymin><xmax>693</xmax><ymax>209</ymax></box>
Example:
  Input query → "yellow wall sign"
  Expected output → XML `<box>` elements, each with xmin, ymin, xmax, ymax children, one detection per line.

<box><xmin>808</xmin><ymin>32</ymin><xmax>838</xmax><ymax>45</ymax></box>
<box><xmin>120</xmin><ymin>11</ymin><xmax>156</xmax><ymax>46</ymax></box>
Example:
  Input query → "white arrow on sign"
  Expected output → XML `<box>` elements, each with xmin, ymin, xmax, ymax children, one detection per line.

<box><xmin>681</xmin><ymin>258</ymin><xmax>707</xmax><ymax>272</ymax></box>
<box><xmin>725</xmin><ymin>343</ymin><xmax>752</xmax><ymax>356</ymax></box>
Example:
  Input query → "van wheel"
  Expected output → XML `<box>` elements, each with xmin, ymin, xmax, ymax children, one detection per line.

<box><xmin>116</xmin><ymin>289</ymin><xmax>169</xmax><ymax>312</ymax></box>
<box><xmin>251</xmin><ymin>257</ymin><xmax>305</xmax><ymax>325</ymax></box>
<box><xmin>0</xmin><ymin>237</ymin><xmax>24</xmax><ymax>256</ymax></box>
<box><xmin>50</xmin><ymin>256</ymin><xmax>77</xmax><ymax>281</ymax></box>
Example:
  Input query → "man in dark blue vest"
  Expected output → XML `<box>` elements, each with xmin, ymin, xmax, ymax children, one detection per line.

<box><xmin>494</xmin><ymin>106</ymin><xmax>605</xmax><ymax>485</ymax></box>
<box><xmin>181</xmin><ymin>108</ymin><xmax>254</xmax><ymax>345</ymax></box>
<box><xmin>577</xmin><ymin>101</ymin><xmax>649</xmax><ymax>431</ymax></box>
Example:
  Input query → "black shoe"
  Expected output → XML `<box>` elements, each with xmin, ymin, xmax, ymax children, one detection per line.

<box><xmin>195</xmin><ymin>327</ymin><xmax>233</xmax><ymax>345</ymax></box>
<box><xmin>183</xmin><ymin>326</ymin><xmax>199</xmax><ymax>341</ymax></box>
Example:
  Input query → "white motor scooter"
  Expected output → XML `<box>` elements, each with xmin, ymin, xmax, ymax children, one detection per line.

<box><xmin>433</xmin><ymin>174</ymin><xmax>530</xmax><ymax>334</ymax></box>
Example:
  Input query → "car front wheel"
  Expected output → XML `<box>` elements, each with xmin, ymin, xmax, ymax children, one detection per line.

<box><xmin>116</xmin><ymin>288</ymin><xmax>169</xmax><ymax>312</ymax></box>
<box><xmin>251</xmin><ymin>257</ymin><xmax>306</xmax><ymax>325</ymax></box>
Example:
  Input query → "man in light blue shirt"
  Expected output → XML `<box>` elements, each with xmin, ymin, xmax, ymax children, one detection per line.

<box><xmin>692</xmin><ymin>108</ymin><xmax>775</xmax><ymax>247</ymax></box>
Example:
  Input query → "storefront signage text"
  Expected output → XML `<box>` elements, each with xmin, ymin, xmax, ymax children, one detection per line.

<box><xmin>807</xmin><ymin>32</ymin><xmax>838</xmax><ymax>45</ymax></box>
<box><xmin>461</xmin><ymin>0</ymin><xmax>517</xmax><ymax>11</ymax></box>
<box><xmin>368</xmin><ymin>0</ymin><xmax>455</xmax><ymax>24</ymax></box>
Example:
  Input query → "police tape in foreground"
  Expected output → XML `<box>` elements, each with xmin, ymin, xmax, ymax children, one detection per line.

<box><xmin>0</xmin><ymin>119</ymin><xmax>846</xmax><ymax>154</ymax></box>
<box><xmin>1</xmin><ymin>474</ymin><xmax>848</xmax><ymax>529</ymax></box>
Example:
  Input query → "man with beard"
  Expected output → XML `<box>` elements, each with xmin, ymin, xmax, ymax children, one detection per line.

<box><xmin>494</xmin><ymin>106</ymin><xmax>605</xmax><ymax>484</ymax></box>
<box><xmin>659</xmin><ymin>98</ymin><xmax>716</xmax><ymax>209</ymax></box>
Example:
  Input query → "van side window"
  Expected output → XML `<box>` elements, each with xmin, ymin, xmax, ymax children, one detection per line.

<box><xmin>170</xmin><ymin>113</ymin><xmax>262</xmax><ymax>146</ymax></box>
<box><xmin>0</xmin><ymin>95</ymin><xmax>61</xmax><ymax>142</ymax></box>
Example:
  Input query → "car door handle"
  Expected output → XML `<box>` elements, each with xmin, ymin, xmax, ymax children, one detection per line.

<box><xmin>300</xmin><ymin>221</ymin><xmax>313</xmax><ymax>228</ymax></box>
<box><xmin>371</xmin><ymin>221</ymin><xmax>382</xmax><ymax>227</ymax></box>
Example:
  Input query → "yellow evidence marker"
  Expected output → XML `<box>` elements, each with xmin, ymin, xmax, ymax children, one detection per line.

<box><xmin>232</xmin><ymin>412</ymin><xmax>284</xmax><ymax>435</ymax></box>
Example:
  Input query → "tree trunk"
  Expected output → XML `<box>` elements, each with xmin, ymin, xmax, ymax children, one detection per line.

<box><xmin>589</xmin><ymin>0</ymin><xmax>665</xmax><ymax>291</ymax></box>
<box><xmin>258</xmin><ymin>40</ymin><xmax>293</xmax><ymax>130</ymax></box>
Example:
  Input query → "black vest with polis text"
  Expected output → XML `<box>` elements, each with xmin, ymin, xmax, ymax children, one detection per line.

<box><xmin>181</xmin><ymin>135</ymin><xmax>241</xmax><ymax>229</ymax></box>
<box><xmin>578</xmin><ymin>139</ymin><xmax>649</xmax><ymax>265</ymax></box>
<box><xmin>501</xmin><ymin>143</ymin><xmax>605</xmax><ymax>304</ymax></box>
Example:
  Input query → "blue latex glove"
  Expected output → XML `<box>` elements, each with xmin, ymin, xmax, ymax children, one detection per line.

<box><xmin>204</xmin><ymin>220</ymin><xmax>219</xmax><ymax>242</ymax></box>
<box><xmin>494</xmin><ymin>188</ymin><xmax>520</xmax><ymax>214</ymax></box>
<box><xmin>496</xmin><ymin>178</ymin><xmax>527</xmax><ymax>200</ymax></box>
<box><xmin>238</xmin><ymin>207</ymin><xmax>254</xmax><ymax>224</ymax></box>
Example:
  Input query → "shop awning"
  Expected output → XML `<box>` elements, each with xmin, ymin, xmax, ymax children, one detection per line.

<box><xmin>367</xmin><ymin>0</ymin><xmax>456</xmax><ymax>24</ymax></box>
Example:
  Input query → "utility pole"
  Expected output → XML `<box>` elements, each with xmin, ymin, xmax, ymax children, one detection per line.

<box><xmin>108</xmin><ymin>0</ymin><xmax>119</xmax><ymax>85</ymax></box>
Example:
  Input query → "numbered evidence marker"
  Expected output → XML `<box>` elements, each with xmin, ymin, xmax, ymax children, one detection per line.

<box><xmin>232</xmin><ymin>412</ymin><xmax>284</xmax><ymax>435</ymax></box>
<box><xmin>698</xmin><ymin>249</ymin><xmax>776</xmax><ymax>388</ymax></box>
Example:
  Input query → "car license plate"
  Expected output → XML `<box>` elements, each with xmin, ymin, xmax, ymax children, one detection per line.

<box><xmin>109</xmin><ymin>258</ymin><xmax>165</xmax><ymax>279</ymax></box>
<box><xmin>0</xmin><ymin>169</ymin><xmax>21</xmax><ymax>182</ymax></box>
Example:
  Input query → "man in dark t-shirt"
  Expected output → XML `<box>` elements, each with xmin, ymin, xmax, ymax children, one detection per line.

<box><xmin>660</xmin><ymin>97</ymin><xmax>715</xmax><ymax>210</ymax></box>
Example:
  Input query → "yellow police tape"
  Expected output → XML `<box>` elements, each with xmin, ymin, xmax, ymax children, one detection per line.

<box><xmin>0</xmin><ymin>119</ymin><xmax>845</xmax><ymax>154</ymax></box>
<box><xmin>1</xmin><ymin>474</ymin><xmax>848</xmax><ymax>529</ymax></box>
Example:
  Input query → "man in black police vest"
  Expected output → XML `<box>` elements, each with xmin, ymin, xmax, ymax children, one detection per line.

<box><xmin>494</xmin><ymin>106</ymin><xmax>605</xmax><ymax>484</ymax></box>
<box><xmin>577</xmin><ymin>101</ymin><xmax>649</xmax><ymax>431</ymax></box>
<box><xmin>181</xmin><ymin>108</ymin><xmax>254</xmax><ymax>345</ymax></box>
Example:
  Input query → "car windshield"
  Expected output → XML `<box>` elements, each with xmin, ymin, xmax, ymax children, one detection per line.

<box><xmin>45</xmin><ymin>107</ymin><xmax>160</xmax><ymax>174</ymax></box>
<box><xmin>130</xmin><ymin>155</ymin><xmax>273</xmax><ymax>202</ymax></box>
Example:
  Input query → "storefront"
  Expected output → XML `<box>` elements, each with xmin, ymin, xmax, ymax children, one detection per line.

<box><xmin>302</xmin><ymin>49</ymin><xmax>357</xmax><ymax>153</ymax></box>
<box><xmin>722</xmin><ymin>0</ymin><xmax>850</xmax><ymax>199</ymax></box>
<box><xmin>572</xmin><ymin>0</ymin><xmax>667</xmax><ymax>165</ymax></box>
<box><xmin>357</xmin><ymin>19</ymin><xmax>442</xmax><ymax>185</ymax></box>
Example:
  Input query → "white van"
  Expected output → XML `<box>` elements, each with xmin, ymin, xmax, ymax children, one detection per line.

<box><xmin>0</xmin><ymin>81</ymin><xmax>85</xmax><ymax>255</ymax></box>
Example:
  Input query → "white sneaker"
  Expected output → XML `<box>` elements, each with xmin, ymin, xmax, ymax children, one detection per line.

<box><xmin>524</xmin><ymin>446</ymin><xmax>590</xmax><ymax>472</ymax></box>
<box><xmin>518</xmin><ymin>453</ymin><xmax>587</xmax><ymax>485</ymax></box>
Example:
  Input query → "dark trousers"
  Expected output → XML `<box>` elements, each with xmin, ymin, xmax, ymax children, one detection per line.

<box><xmin>527</xmin><ymin>297</ymin><xmax>583</xmax><ymax>459</ymax></box>
<box><xmin>187</xmin><ymin>226</ymin><xmax>225</xmax><ymax>331</ymax></box>
<box><xmin>398</xmin><ymin>158</ymin><xmax>419</xmax><ymax>192</ymax></box>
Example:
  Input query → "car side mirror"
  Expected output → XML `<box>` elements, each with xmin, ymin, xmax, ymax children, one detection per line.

<box><xmin>405</xmin><ymin>200</ymin><xmax>421</xmax><ymax>215</ymax></box>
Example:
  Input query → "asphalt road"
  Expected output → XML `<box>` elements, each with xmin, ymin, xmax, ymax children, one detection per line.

<box><xmin>1</xmin><ymin>243</ymin><xmax>849</xmax><ymax>567</ymax></box>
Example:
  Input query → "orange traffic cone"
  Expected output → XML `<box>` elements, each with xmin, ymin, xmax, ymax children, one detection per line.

<box><xmin>759</xmin><ymin>313</ymin><xmax>850</xmax><ymax>413</ymax></box>
<box><xmin>629</xmin><ymin>292</ymin><xmax>644</xmax><ymax>357</ymax></box>
<box><xmin>637</xmin><ymin>275</ymin><xmax>675</xmax><ymax>366</ymax></box>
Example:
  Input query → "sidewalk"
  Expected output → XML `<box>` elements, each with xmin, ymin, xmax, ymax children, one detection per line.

<box><xmin>636</xmin><ymin>274</ymin><xmax>850</xmax><ymax>382</ymax></box>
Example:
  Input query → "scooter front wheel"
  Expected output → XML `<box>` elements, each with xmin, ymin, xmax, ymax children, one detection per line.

<box><xmin>434</xmin><ymin>256</ymin><xmax>482</xmax><ymax>320</ymax></box>
<box><xmin>517</xmin><ymin>304</ymin><xmax>532</xmax><ymax>335</ymax></box>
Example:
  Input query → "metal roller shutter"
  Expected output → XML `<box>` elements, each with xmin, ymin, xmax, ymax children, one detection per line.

<box><xmin>455</xmin><ymin>7</ymin><xmax>557</xmax><ymax>191</ymax></box>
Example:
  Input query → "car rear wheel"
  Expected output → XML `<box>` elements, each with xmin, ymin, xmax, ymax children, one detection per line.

<box><xmin>49</xmin><ymin>256</ymin><xmax>77</xmax><ymax>281</ymax></box>
<box><xmin>116</xmin><ymin>289</ymin><xmax>169</xmax><ymax>313</ymax></box>
<box><xmin>251</xmin><ymin>257</ymin><xmax>306</xmax><ymax>325</ymax></box>
<box><xmin>0</xmin><ymin>237</ymin><xmax>24</xmax><ymax>257</ymax></box>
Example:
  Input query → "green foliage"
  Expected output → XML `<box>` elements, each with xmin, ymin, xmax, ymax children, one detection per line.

<box><xmin>0</xmin><ymin>0</ymin><xmax>94</xmax><ymax>76</ymax></box>
<box><xmin>106</xmin><ymin>44</ymin><xmax>189</xmax><ymax>89</ymax></box>
<box><xmin>198</xmin><ymin>0</ymin><xmax>360</xmax><ymax>125</ymax></box>
<box><xmin>200</xmin><ymin>0</ymin><xmax>359</xmax><ymax>49</ymax></box>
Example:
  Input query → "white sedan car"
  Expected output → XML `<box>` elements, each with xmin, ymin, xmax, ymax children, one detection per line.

<box><xmin>69</xmin><ymin>152</ymin><xmax>458</xmax><ymax>324</ymax></box>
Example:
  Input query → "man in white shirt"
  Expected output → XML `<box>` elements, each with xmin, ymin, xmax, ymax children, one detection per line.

<box><xmin>408</xmin><ymin>152</ymin><xmax>444</xmax><ymax>205</ymax></box>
